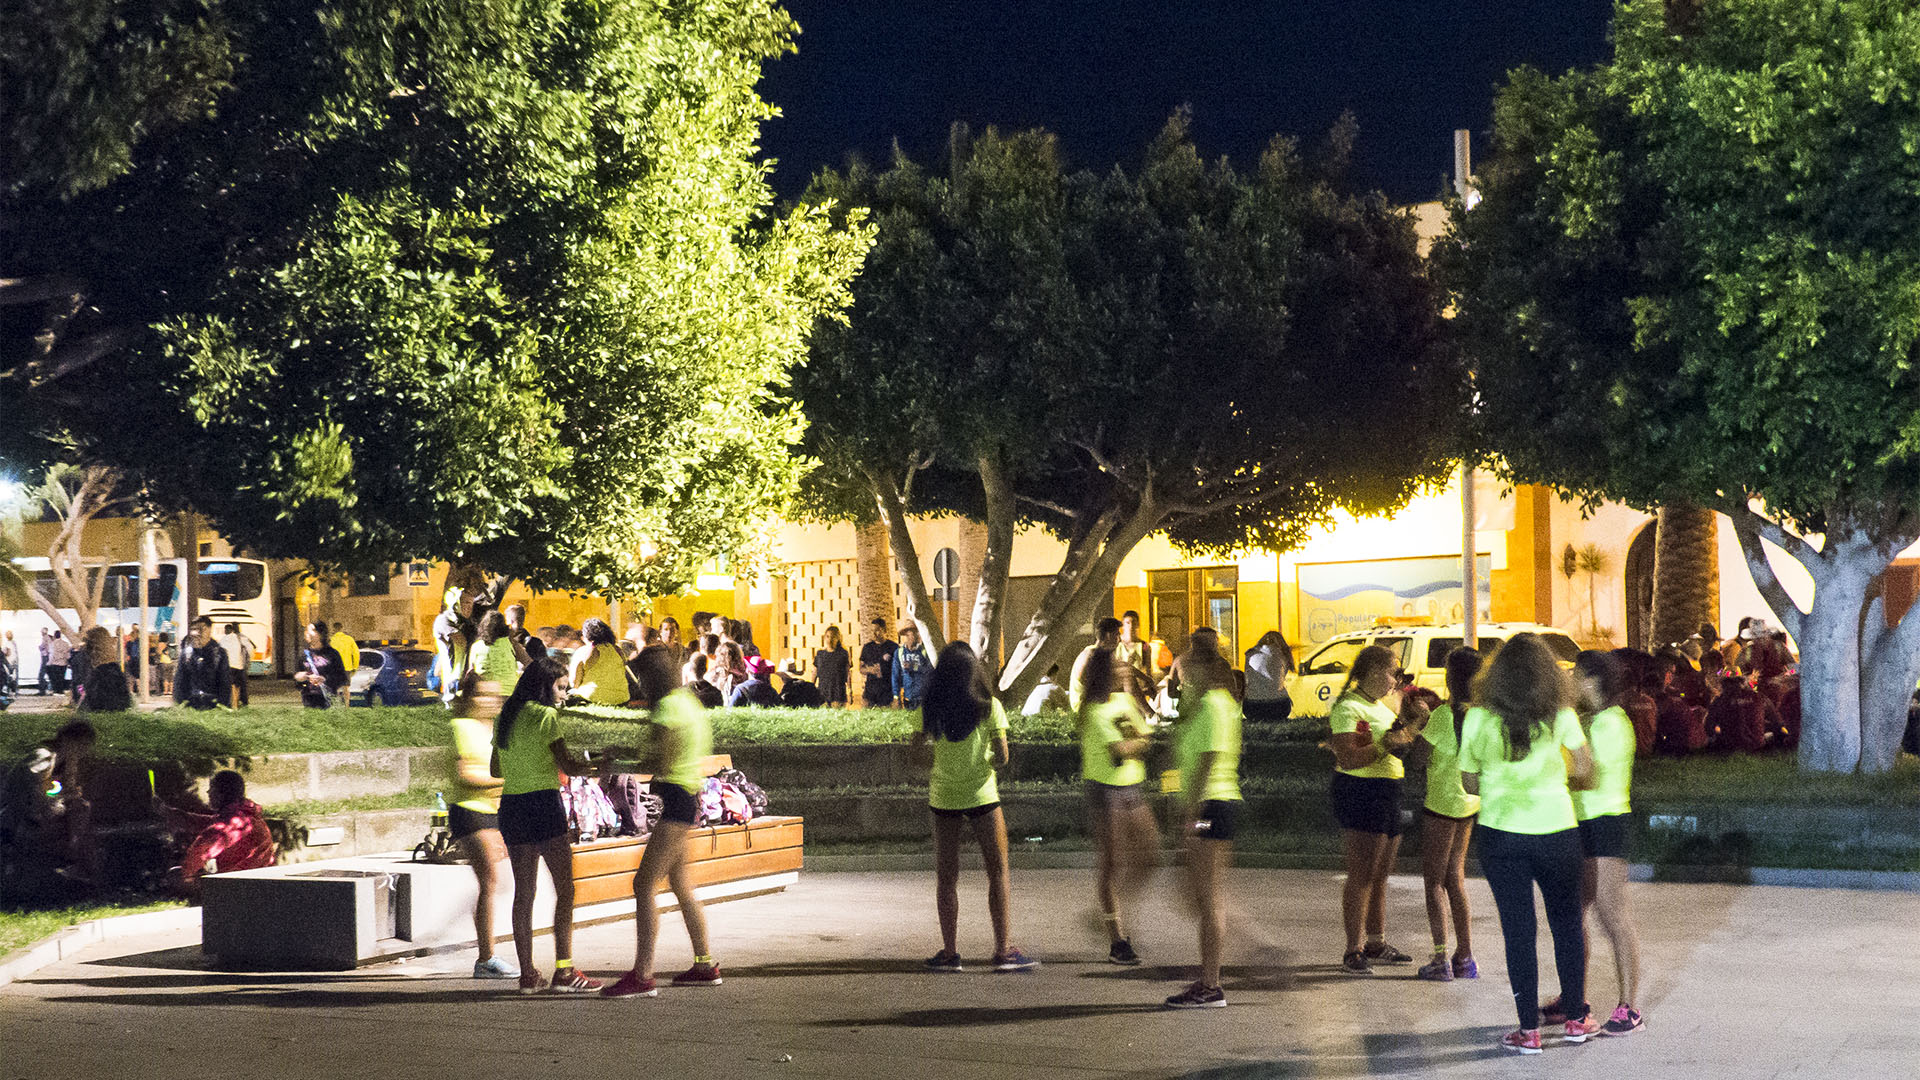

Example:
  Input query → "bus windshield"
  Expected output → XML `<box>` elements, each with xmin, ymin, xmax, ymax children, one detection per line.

<box><xmin>198</xmin><ymin>561</ymin><xmax>266</xmax><ymax>602</ymax></box>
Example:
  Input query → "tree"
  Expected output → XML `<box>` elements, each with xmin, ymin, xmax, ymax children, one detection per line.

<box><xmin>1435</xmin><ymin>0</ymin><xmax>1920</xmax><ymax>771</ymax></box>
<box><xmin>2</xmin><ymin>0</ymin><xmax>868</xmax><ymax>601</ymax></box>
<box><xmin>23</xmin><ymin>465</ymin><xmax>133</xmax><ymax>637</ymax></box>
<box><xmin>798</xmin><ymin>115</ymin><xmax>1461</xmax><ymax>701</ymax></box>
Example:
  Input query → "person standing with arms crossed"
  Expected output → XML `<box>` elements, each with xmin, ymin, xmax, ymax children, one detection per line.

<box><xmin>1326</xmin><ymin>645</ymin><xmax>1427</xmax><ymax>974</ymax></box>
<box><xmin>1415</xmin><ymin>647</ymin><xmax>1483</xmax><ymax>982</ymax></box>
<box><xmin>1164</xmin><ymin>627</ymin><xmax>1244</xmax><ymax>1009</ymax></box>
<box><xmin>859</xmin><ymin>618</ymin><xmax>898</xmax><ymax>707</ymax></box>
<box><xmin>603</xmin><ymin>650</ymin><xmax>720</xmax><ymax>997</ymax></box>
<box><xmin>1457</xmin><ymin>633</ymin><xmax>1598</xmax><ymax>1053</ymax></box>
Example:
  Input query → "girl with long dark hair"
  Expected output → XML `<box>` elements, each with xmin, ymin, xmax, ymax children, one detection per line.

<box><xmin>1327</xmin><ymin>643</ymin><xmax>1427</xmax><ymax>974</ymax></box>
<box><xmin>491</xmin><ymin>656</ymin><xmax>601</xmax><ymax>994</ymax></box>
<box><xmin>912</xmin><ymin>642</ymin><xmax>1036</xmax><ymax>972</ymax></box>
<box><xmin>1077</xmin><ymin>646</ymin><xmax>1156</xmax><ymax>966</ymax></box>
<box><xmin>1415</xmin><ymin>646</ymin><xmax>1483</xmax><ymax>982</ymax></box>
<box><xmin>1457</xmin><ymin>634</ymin><xmax>1597</xmax><ymax>1052</ymax></box>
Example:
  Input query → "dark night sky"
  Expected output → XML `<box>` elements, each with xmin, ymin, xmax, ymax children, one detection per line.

<box><xmin>760</xmin><ymin>1</ymin><xmax>1616</xmax><ymax>203</ymax></box>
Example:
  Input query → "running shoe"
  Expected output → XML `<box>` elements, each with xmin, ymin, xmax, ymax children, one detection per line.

<box><xmin>1601</xmin><ymin>1005</ymin><xmax>1644</xmax><ymax>1036</ymax></box>
<box><xmin>1361</xmin><ymin>941</ymin><xmax>1413</xmax><ymax>964</ymax></box>
<box><xmin>1340</xmin><ymin>950</ymin><xmax>1373</xmax><ymax>976</ymax></box>
<box><xmin>1563</xmin><ymin>1010</ymin><xmax>1601</xmax><ymax>1044</ymax></box>
<box><xmin>1539</xmin><ymin>996</ymin><xmax>1567</xmax><ymax>1025</ymax></box>
<box><xmin>671</xmin><ymin>962</ymin><xmax>723</xmax><ymax>986</ymax></box>
<box><xmin>1451</xmin><ymin>956</ymin><xmax>1479</xmax><ymax>980</ymax></box>
<box><xmin>1163</xmin><ymin>981</ymin><xmax>1227</xmax><ymax>1009</ymax></box>
<box><xmin>600</xmin><ymin>970</ymin><xmax>658</xmax><ymax>999</ymax></box>
<box><xmin>1109</xmin><ymin>938</ymin><xmax>1141</xmax><ymax>966</ymax></box>
<box><xmin>473</xmin><ymin>956</ymin><xmax>520</xmax><ymax>980</ymax></box>
<box><xmin>547</xmin><ymin>967</ymin><xmax>603</xmax><ymax>994</ymax></box>
<box><xmin>924</xmin><ymin>950</ymin><xmax>963</xmax><ymax>972</ymax></box>
<box><xmin>516</xmin><ymin>972</ymin><xmax>547</xmax><ymax>995</ymax></box>
<box><xmin>1501</xmin><ymin>1029</ymin><xmax>1543</xmax><ymax>1055</ymax></box>
<box><xmin>1414</xmin><ymin>955</ymin><xmax>1453</xmax><ymax>982</ymax></box>
<box><xmin>992</xmin><ymin>949</ymin><xmax>1040</xmax><ymax>972</ymax></box>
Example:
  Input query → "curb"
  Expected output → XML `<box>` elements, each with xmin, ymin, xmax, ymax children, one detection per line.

<box><xmin>0</xmin><ymin>905</ymin><xmax>201</xmax><ymax>989</ymax></box>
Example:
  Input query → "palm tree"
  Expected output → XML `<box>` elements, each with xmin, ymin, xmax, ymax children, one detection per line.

<box><xmin>1577</xmin><ymin>543</ymin><xmax>1611</xmax><ymax>635</ymax></box>
<box><xmin>1650</xmin><ymin>501</ymin><xmax>1719</xmax><ymax>647</ymax></box>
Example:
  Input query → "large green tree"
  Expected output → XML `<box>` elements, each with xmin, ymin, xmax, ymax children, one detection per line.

<box><xmin>1436</xmin><ymin>0</ymin><xmax>1920</xmax><ymax>771</ymax></box>
<box><xmin>798</xmin><ymin>115</ymin><xmax>1461</xmax><ymax>701</ymax></box>
<box><xmin>2</xmin><ymin>0</ymin><xmax>868</xmax><ymax>599</ymax></box>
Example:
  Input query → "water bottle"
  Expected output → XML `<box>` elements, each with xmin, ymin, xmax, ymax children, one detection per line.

<box><xmin>431</xmin><ymin>790</ymin><xmax>449</xmax><ymax>831</ymax></box>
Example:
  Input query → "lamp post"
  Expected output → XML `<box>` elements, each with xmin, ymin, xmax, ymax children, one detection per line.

<box><xmin>1456</xmin><ymin>129</ymin><xmax>1480</xmax><ymax>646</ymax></box>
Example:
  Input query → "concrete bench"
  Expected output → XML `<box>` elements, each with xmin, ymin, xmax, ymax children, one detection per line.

<box><xmin>202</xmin><ymin>815</ymin><xmax>804</xmax><ymax>970</ymax></box>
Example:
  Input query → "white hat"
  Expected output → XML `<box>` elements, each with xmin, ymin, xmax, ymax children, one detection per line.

<box><xmin>1739</xmin><ymin>619</ymin><xmax>1773</xmax><ymax>640</ymax></box>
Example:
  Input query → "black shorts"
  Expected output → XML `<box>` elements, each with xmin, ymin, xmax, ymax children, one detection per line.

<box><xmin>1578</xmin><ymin>813</ymin><xmax>1631</xmax><ymax>859</ymax></box>
<box><xmin>930</xmin><ymin>802</ymin><xmax>1000</xmax><ymax>820</ymax></box>
<box><xmin>1084</xmin><ymin>780</ymin><xmax>1145</xmax><ymax>814</ymax></box>
<box><xmin>1330</xmin><ymin>772</ymin><xmax>1404</xmax><ymax>837</ymax></box>
<box><xmin>448</xmin><ymin>804</ymin><xmax>498</xmax><ymax>840</ymax></box>
<box><xmin>658</xmin><ymin>782</ymin><xmax>700</xmax><ymax>826</ymax></box>
<box><xmin>1191</xmin><ymin>799</ymin><xmax>1241</xmax><ymax>841</ymax></box>
<box><xmin>497</xmin><ymin>789</ymin><xmax>567</xmax><ymax>847</ymax></box>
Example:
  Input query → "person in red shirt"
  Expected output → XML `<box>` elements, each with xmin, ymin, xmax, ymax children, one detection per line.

<box><xmin>159</xmin><ymin>770</ymin><xmax>275</xmax><ymax>892</ymax></box>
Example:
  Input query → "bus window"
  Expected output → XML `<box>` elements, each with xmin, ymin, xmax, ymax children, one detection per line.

<box><xmin>199</xmin><ymin>561</ymin><xmax>265</xmax><ymax>602</ymax></box>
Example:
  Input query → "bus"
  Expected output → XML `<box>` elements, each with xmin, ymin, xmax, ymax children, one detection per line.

<box><xmin>1</xmin><ymin>556</ymin><xmax>274</xmax><ymax>683</ymax></box>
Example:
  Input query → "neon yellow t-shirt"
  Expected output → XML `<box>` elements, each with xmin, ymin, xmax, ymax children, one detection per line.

<box><xmin>648</xmin><ymin>688</ymin><xmax>711</xmax><ymax>796</ymax></box>
<box><xmin>1421</xmin><ymin>704</ymin><xmax>1481</xmax><ymax>819</ymax></box>
<box><xmin>1457</xmin><ymin>705</ymin><xmax>1587</xmax><ymax>834</ymax></box>
<box><xmin>1080</xmin><ymin>695</ymin><xmax>1146</xmax><ymax>788</ymax></box>
<box><xmin>929</xmin><ymin>699</ymin><xmax>1010</xmax><ymax>811</ymax></box>
<box><xmin>574</xmin><ymin>643</ymin><xmax>629</xmax><ymax>706</ymax></box>
<box><xmin>449</xmin><ymin>715</ymin><xmax>502</xmax><ymax>814</ymax></box>
<box><xmin>1573</xmin><ymin>706</ymin><xmax>1634</xmax><ymax>821</ymax></box>
<box><xmin>472</xmin><ymin>638</ymin><xmax>519</xmax><ymax>696</ymax></box>
<box><xmin>495</xmin><ymin>702</ymin><xmax>562</xmax><ymax>797</ymax></box>
<box><xmin>1176</xmin><ymin>689</ymin><xmax>1242</xmax><ymax>803</ymax></box>
<box><xmin>1329</xmin><ymin>693</ymin><xmax>1404</xmax><ymax>780</ymax></box>
<box><xmin>1067</xmin><ymin>645</ymin><xmax>1100</xmax><ymax>711</ymax></box>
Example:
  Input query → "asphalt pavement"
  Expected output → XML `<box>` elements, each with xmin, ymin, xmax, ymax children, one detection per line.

<box><xmin>1</xmin><ymin>867</ymin><xmax>1907</xmax><ymax>1078</ymax></box>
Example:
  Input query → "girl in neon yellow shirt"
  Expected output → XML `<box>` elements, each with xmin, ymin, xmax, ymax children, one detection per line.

<box><xmin>1326</xmin><ymin>644</ymin><xmax>1428</xmax><ymax>975</ymax></box>
<box><xmin>1571</xmin><ymin>650</ymin><xmax>1644</xmax><ymax>1035</ymax></box>
<box><xmin>1415</xmin><ymin>646</ymin><xmax>1483</xmax><ymax>983</ymax></box>
<box><xmin>1457</xmin><ymin>633</ymin><xmax>1597</xmax><ymax>1053</ymax></box>
<box><xmin>1077</xmin><ymin>646</ymin><xmax>1155</xmax><ymax>967</ymax></box>
<box><xmin>1164</xmin><ymin>628</ymin><xmax>1243</xmax><ymax>1010</ymax></box>
<box><xmin>911</xmin><ymin>642</ymin><xmax>1037</xmax><ymax>973</ymax></box>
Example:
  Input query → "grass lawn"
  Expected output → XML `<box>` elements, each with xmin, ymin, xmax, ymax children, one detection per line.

<box><xmin>1632</xmin><ymin>751</ymin><xmax>1920</xmax><ymax>807</ymax></box>
<box><xmin>0</xmin><ymin>897</ymin><xmax>187</xmax><ymax>959</ymax></box>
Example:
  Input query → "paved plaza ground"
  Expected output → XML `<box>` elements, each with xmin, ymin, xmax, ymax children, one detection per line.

<box><xmin>0</xmin><ymin>867</ymin><xmax>1907</xmax><ymax>1078</ymax></box>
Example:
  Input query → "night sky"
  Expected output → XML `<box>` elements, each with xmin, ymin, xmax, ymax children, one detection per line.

<box><xmin>760</xmin><ymin>1</ymin><xmax>1617</xmax><ymax>203</ymax></box>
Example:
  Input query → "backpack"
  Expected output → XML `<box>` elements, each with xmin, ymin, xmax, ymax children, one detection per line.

<box><xmin>714</xmin><ymin>767</ymin><xmax>769</xmax><ymax>816</ymax></box>
<box><xmin>561</xmin><ymin>777</ymin><xmax>621</xmax><ymax>841</ymax></box>
<box><xmin>601</xmin><ymin>773</ymin><xmax>650</xmax><ymax>837</ymax></box>
<box><xmin>717</xmin><ymin>783</ymin><xmax>752</xmax><ymax>824</ymax></box>
<box><xmin>697</xmin><ymin>777</ymin><xmax>727</xmax><ymax>826</ymax></box>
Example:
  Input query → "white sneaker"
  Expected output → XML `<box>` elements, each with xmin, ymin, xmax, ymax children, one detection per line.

<box><xmin>473</xmin><ymin>956</ymin><xmax>520</xmax><ymax>979</ymax></box>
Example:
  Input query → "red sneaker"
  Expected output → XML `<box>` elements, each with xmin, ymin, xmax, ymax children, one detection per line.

<box><xmin>670</xmin><ymin>962</ymin><xmax>723</xmax><ymax>986</ymax></box>
<box><xmin>1563</xmin><ymin>1010</ymin><xmax>1601</xmax><ymax>1044</ymax></box>
<box><xmin>1501</xmin><ymin>1029</ymin><xmax>1543</xmax><ymax>1055</ymax></box>
<box><xmin>600</xmin><ymin>970</ymin><xmax>658</xmax><ymax>998</ymax></box>
<box><xmin>546</xmin><ymin>967</ymin><xmax>602</xmax><ymax>994</ymax></box>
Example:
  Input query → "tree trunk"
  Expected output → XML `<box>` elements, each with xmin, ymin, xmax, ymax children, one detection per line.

<box><xmin>969</xmin><ymin>454</ymin><xmax>1016</xmax><ymax>662</ymax></box>
<box><xmin>1650</xmin><ymin>501</ymin><xmax>1719</xmax><ymax>647</ymax></box>
<box><xmin>855</xmin><ymin>518</ymin><xmax>894</xmax><ymax>631</ymax></box>
<box><xmin>1794</xmin><ymin>568</ymin><xmax>1869</xmax><ymax>772</ymax></box>
<box><xmin>997</xmin><ymin>494</ymin><xmax>1161</xmax><ymax>705</ymax></box>
<box><xmin>1860</xmin><ymin>591</ymin><xmax>1920</xmax><ymax>773</ymax></box>
<box><xmin>870</xmin><ymin>469</ymin><xmax>944</xmax><ymax>652</ymax></box>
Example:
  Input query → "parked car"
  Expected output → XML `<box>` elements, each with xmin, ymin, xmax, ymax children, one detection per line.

<box><xmin>1286</xmin><ymin>621</ymin><xmax>1581</xmax><ymax>719</ymax></box>
<box><xmin>348</xmin><ymin>645</ymin><xmax>438</xmax><ymax>707</ymax></box>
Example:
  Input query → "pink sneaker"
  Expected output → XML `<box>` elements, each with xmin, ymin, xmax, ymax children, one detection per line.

<box><xmin>1563</xmin><ymin>1009</ymin><xmax>1601</xmax><ymax>1044</ymax></box>
<box><xmin>670</xmin><ymin>962</ymin><xmax>723</xmax><ymax>986</ymax></box>
<box><xmin>1601</xmin><ymin>1004</ymin><xmax>1644</xmax><ymax>1035</ymax></box>
<box><xmin>1501</xmin><ymin>1029</ymin><xmax>1542</xmax><ymax>1055</ymax></box>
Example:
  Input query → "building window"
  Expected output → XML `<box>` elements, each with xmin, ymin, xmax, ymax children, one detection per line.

<box><xmin>1149</xmin><ymin>566</ymin><xmax>1238</xmax><ymax>659</ymax></box>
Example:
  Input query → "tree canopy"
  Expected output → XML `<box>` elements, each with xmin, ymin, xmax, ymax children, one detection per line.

<box><xmin>1434</xmin><ymin>0</ymin><xmax>1920</xmax><ymax>771</ymax></box>
<box><xmin>1</xmin><ymin>0</ymin><xmax>869</xmax><ymax>597</ymax></box>
<box><xmin>798</xmin><ymin>113</ymin><xmax>1461</xmax><ymax>699</ymax></box>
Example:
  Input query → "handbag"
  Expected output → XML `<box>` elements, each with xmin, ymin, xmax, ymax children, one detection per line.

<box><xmin>302</xmin><ymin>651</ymin><xmax>336</xmax><ymax>708</ymax></box>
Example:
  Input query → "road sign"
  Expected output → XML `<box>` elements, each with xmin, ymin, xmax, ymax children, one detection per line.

<box><xmin>932</xmin><ymin>547</ymin><xmax>959</xmax><ymax>589</ymax></box>
<box><xmin>407</xmin><ymin>562</ymin><xmax>431</xmax><ymax>587</ymax></box>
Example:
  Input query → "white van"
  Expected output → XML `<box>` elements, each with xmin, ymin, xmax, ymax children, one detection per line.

<box><xmin>1287</xmin><ymin>621</ymin><xmax>1582</xmax><ymax>719</ymax></box>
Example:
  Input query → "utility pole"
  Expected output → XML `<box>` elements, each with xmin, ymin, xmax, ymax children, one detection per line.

<box><xmin>1456</xmin><ymin>129</ymin><xmax>1479</xmax><ymax>646</ymax></box>
<box><xmin>138</xmin><ymin>528</ymin><xmax>156</xmax><ymax>704</ymax></box>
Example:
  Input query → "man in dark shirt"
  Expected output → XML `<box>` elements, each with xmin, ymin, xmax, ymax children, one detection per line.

<box><xmin>172</xmin><ymin>617</ymin><xmax>232</xmax><ymax>710</ymax></box>
<box><xmin>858</xmin><ymin>618</ymin><xmax>898</xmax><ymax>707</ymax></box>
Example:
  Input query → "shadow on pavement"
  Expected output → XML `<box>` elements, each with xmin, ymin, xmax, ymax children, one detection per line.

<box><xmin>810</xmin><ymin>1001</ymin><xmax>1165</xmax><ymax>1027</ymax></box>
<box><xmin>715</xmin><ymin>957</ymin><xmax>933</xmax><ymax>978</ymax></box>
<box><xmin>37</xmin><ymin>986</ymin><xmax>580</xmax><ymax>1008</ymax></box>
<box><xmin>1164</xmin><ymin>1027</ymin><xmax>1514</xmax><ymax>1079</ymax></box>
<box><xmin>1075</xmin><ymin>963</ymin><xmax>1297</xmax><ymax>992</ymax></box>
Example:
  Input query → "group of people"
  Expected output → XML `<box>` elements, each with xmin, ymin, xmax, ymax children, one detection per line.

<box><xmin>1606</xmin><ymin>619</ymin><xmax>1801</xmax><ymax>758</ymax></box>
<box><xmin>0</xmin><ymin>618</ymin><xmax>263</xmax><ymax>712</ymax></box>
<box><xmin>1327</xmin><ymin>635</ymin><xmax>1645</xmax><ymax>1052</ymax></box>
